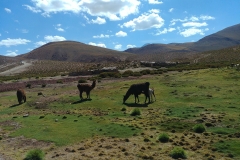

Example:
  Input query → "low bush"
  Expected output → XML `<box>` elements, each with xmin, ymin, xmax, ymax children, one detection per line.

<box><xmin>24</xmin><ymin>149</ymin><xmax>44</xmax><ymax>160</ymax></box>
<box><xmin>132</xmin><ymin>72</ymin><xmax>142</xmax><ymax>77</ymax></box>
<box><xmin>78</xmin><ymin>79</ymin><xmax>87</xmax><ymax>83</ymax></box>
<box><xmin>122</xmin><ymin>70</ymin><xmax>133</xmax><ymax>77</ymax></box>
<box><xmin>158</xmin><ymin>133</ymin><xmax>169</xmax><ymax>143</ymax></box>
<box><xmin>26</xmin><ymin>83</ymin><xmax>31</xmax><ymax>88</ymax></box>
<box><xmin>170</xmin><ymin>147</ymin><xmax>187</xmax><ymax>159</ymax></box>
<box><xmin>130</xmin><ymin>108</ymin><xmax>141</xmax><ymax>116</ymax></box>
<box><xmin>193</xmin><ymin>124</ymin><xmax>206</xmax><ymax>133</ymax></box>
<box><xmin>56</xmin><ymin>80</ymin><xmax>63</xmax><ymax>84</ymax></box>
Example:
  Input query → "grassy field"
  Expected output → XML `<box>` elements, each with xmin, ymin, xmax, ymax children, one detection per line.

<box><xmin>0</xmin><ymin>67</ymin><xmax>240</xmax><ymax>159</ymax></box>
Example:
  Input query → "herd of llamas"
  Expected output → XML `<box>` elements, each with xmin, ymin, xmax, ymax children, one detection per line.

<box><xmin>16</xmin><ymin>79</ymin><xmax>156</xmax><ymax>105</ymax></box>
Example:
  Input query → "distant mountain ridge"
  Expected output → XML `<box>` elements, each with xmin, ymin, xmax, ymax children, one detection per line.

<box><xmin>125</xmin><ymin>23</ymin><xmax>240</xmax><ymax>61</ymax></box>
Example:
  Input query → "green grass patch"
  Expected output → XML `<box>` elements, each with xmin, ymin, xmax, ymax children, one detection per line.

<box><xmin>11</xmin><ymin>115</ymin><xmax>140</xmax><ymax>146</ymax></box>
<box><xmin>212</xmin><ymin>140</ymin><xmax>240</xmax><ymax>158</ymax></box>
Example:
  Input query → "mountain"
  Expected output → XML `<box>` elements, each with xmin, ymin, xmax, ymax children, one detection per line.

<box><xmin>18</xmin><ymin>41</ymin><xmax>134</xmax><ymax>63</ymax></box>
<box><xmin>0</xmin><ymin>55</ymin><xmax>21</xmax><ymax>65</ymax></box>
<box><xmin>125</xmin><ymin>23</ymin><xmax>240</xmax><ymax>61</ymax></box>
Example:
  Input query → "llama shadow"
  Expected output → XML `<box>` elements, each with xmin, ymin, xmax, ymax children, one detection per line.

<box><xmin>72</xmin><ymin>99</ymin><xmax>92</xmax><ymax>104</ymax></box>
<box><xmin>123</xmin><ymin>103</ymin><xmax>148</xmax><ymax>107</ymax></box>
<box><xmin>9</xmin><ymin>104</ymin><xmax>21</xmax><ymax>108</ymax></box>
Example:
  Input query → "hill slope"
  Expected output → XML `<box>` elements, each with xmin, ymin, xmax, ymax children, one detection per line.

<box><xmin>19</xmin><ymin>41</ymin><xmax>134</xmax><ymax>62</ymax></box>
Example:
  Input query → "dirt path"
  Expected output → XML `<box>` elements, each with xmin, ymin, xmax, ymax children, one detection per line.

<box><xmin>0</xmin><ymin>61</ymin><xmax>32</xmax><ymax>76</ymax></box>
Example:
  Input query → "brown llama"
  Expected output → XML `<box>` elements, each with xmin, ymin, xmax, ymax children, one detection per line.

<box><xmin>77</xmin><ymin>80</ymin><xmax>96</xmax><ymax>100</ymax></box>
<box><xmin>123</xmin><ymin>82</ymin><xmax>150</xmax><ymax>104</ymax></box>
<box><xmin>16</xmin><ymin>89</ymin><xmax>26</xmax><ymax>104</ymax></box>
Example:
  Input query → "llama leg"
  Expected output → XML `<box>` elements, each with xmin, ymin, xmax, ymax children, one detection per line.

<box><xmin>80</xmin><ymin>91</ymin><xmax>83</xmax><ymax>100</ymax></box>
<box><xmin>23</xmin><ymin>95</ymin><xmax>26</xmax><ymax>103</ymax></box>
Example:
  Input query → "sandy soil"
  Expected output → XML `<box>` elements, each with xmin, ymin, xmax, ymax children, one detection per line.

<box><xmin>0</xmin><ymin>61</ymin><xmax>33</xmax><ymax>76</ymax></box>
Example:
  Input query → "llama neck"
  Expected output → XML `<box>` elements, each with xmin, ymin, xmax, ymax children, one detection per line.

<box><xmin>91</xmin><ymin>81</ymin><xmax>96</xmax><ymax>89</ymax></box>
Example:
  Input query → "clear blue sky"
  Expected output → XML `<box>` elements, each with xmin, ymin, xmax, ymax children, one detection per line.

<box><xmin>0</xmin><ymin>0</ymin><xmax>239</xmax><ymax>56</ymax></box>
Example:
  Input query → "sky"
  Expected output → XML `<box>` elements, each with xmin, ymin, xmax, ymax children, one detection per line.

<box><xmin>0</xmin><ymin>0</ymin><xmax>240</xmax><ymax>57</ymax></box>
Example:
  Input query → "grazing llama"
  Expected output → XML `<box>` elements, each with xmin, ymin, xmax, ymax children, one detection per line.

<box><xmin>77</xmin><ymin>80</ymin><xmax>96</xmax><ymax>100</ymax></box>
<box><xmin>149</xmin><ymin>88</ymin><xmax>156</xmax><ymax>102</ymax></box>
<box><xmin>123</xmin><ymin>82</ymin><xmax>150</xmax><ymax>104</ymax></box>
<box><xmin>16</xmin><ymin>89</ymin><xmax>26</xmax><ymax>104</ymax></box>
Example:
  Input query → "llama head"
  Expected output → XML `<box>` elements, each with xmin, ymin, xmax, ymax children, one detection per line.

<box><xmin>123</xmin><ymin>95</ymin><xmax>128</xmax><ymax>103</ymax></box>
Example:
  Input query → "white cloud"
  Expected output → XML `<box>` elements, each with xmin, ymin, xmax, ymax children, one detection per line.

<box><xmin>57</xmin><ymin>27</ymin><xmax>64</xmax><ymax>31</ymax></box>
<box><xmin>189</xmin><ymin>16</ymin><xmax>199</xmax><ymax>21</ymax></box>
<box><xmin>121</xmin><ymin>11</ymin><xmax>164</xmax><ymax>31</ymax></box>
<box><xmin>180</xmin><ymin>28</ymin><xmax>206</xmax><ymax>37</ymax></box>
<box><xmin>35</xmin><ymin>41</ymin><xmax>46</xmax><ymax>47</ymax></box>
<box><xmin>156</xmin><ymin>27</ymin><xmax>176</xmax><ymax>35</ymax></box>
<box><xmin>54</xmin><ymin>24</ymin><xmax>65</xmax><ymax>31</ymax></box>
<box><xmin>182</xmin><ymin>22</ymin><xmax>208</xmax><ymax>27</ymax></box>
<box><xmin>0</xmin><ymin>38</ymin><xmax>31</xmax><ymax>47</ymax></box>
<box><xmin>200</xmin><ymin>15</ymin><xmax>215</xmax><ymax>20</ymax></box>
<box><xmin>81</xmin><ymin>0</ymin><xmax>140</xmax><ymax>21</ymax></box>
<box><xmin>23</xmin><ymin>5</ymin><xmax>41</xmax><ymax>13</ymax></box>
<box><xmin>89</xmin><ymin>42</ymin><xmax>106</xmax><ymax>48</ymax></box>
<box><xmin>6</xmin><ymin>50</ymin><xmax>18</xmax><ymax>57</ymax></box>
<box><xmin>44</xmin><ymin>35</ymin><xmax>66</xmax><ymax>42</ymax></box>
<box><xmin>35</xmin><ymin>35</ymin><xmax>66</xmax><ymax>47</ymax></box>
<box><xmin>114</xmin><ymin>44</ymin><xmax>122</xmax><ymax>50</ymax></box>
<box><xmin>116</xmin><ymin>31</ymin><xmax>127</xmax><ymax>37</ymax></box>
<box><xmin>92</xmin><ymin>17</ymin><xmax>106</xmax><ymax>24</ymax></box>
<box><xmin>31</xmin><ymin>0</ymin><xmax>81</xmax><ymax>15</ymax></box>
<box><xmin>127</xmin><ymin>44</ymin><xmax>136</xmax><ymax>48</ymax></box>
<box><xmin>149</xmin><ymin>9</ymin><xmax>160</xmax><ymax>14</ymax></box>
<box><xmin>5</xmin><ymin>8</ymin><xmax>11</xmax><ymax>13</ymax></box>
<box><xmin>148</xmin><ymin>0</ymin><xmax>163</xmax><ymax>4</ymax></box>
<box><xmin>29</xmin><ymin>0</ymin><xmax>140</xmax><ymax>20</ymax></box>
<box><xmin>169</xmin><ymin>8</ymin><xmax>174</xmax><ymax>12</ymax></box>
<box><xmin>93</xmin><ymin>34</ymin><xmax>110</xmax><ymax>38</ymax></box>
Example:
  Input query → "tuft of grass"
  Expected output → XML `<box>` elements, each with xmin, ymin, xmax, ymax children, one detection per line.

<box><xmin>193</xmin><ymin>124</ymin><xmax>206</xmax><ymax>133</ymax></box>
<box><xmin>170</xmin><ymin>147</ymin><xmax>187</xmax><ymax>159</ymax></box>
<box><xmin>130</xmin><ymin>108</ymin><xmax>141</xmax><ymax>116</ymax></box>
<box><xmin>158</xmin><ymin>133</ymin><xmax>169</xmax><ymax>143</ymax></box>
<box><xmin>24</xmin><ymin>149</ymin><xmax>44</xmax><ymax>160</ymax></box>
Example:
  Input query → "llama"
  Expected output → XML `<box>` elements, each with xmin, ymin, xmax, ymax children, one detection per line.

<box><xmin>77</xmin><ymin>80</ymin><xmax>96</xmax><ymax>100</ymax></box>
<box><xmin>16</xmin><ymin>89</ymin><xmax>26</xmax><ymax>104</ymax></box>
<box><xmin>123</xmin><ymin>82</ymin><xmax>150</xmax><ymax>104</ymax></box>
<box><xmin>149</xmin><ymin>88</ymin><xmax>156</xmax><ymax>102</ymax></box>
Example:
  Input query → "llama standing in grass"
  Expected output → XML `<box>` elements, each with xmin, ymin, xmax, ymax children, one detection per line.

<box><xmin>77</xmin><ymin>80</ymin><xmax>96</xmax><ymax>100</ymax></box>
<box><xmin>16</xmin><ymin>89</ymin><xmax>26</xmax><ymax>104</ymax></box>
<box><xmin>123</xmin><ymin>82</ymin><xmax>150</xmax><ymax>104</ymax></box>
<box><xmin>149</xmin><ymin>88</ymin><xmax>156</xmax><ymax>102</ymax></box>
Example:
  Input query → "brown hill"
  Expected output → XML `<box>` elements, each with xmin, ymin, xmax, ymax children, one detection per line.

<box><xmin>125</xmin><ymin>23</ymin><xmax>240</xmax><ymax>61</ymax></box>
<box><xmin>18</xmin><ymin>41</ymin><xmax>134</xmax><ymax>63</ymax></box>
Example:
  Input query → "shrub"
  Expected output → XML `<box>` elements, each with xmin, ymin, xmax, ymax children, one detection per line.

<box><xmin>193</xmin><ymin>124</ymin><xmax>206</xmax><ymax>133</ymax></box>
<box><xmin>170</xmin><ymin>147</ymin><xmax>187</xmax><ymax>159</ymax></box>
<box><xmin>121</xmin><ymin>107</ymin><xmax>126</xmax><ymax>111</ymax></box>
<box><xmin>41</xmin><ymin>84</ymin><xmax>46</xmax><ymax>88</ymax></box>
<box><xmin>26</xmin><ymin>83</ymin><xmax>31</xmax><ymax>88</ymax></box>
<box><xmin>132</xmin><ymin>72</ymin><xmax>142</xmax><ymax>77</ymax></box>
<box><xmin>130</xmin><ymin>108</ymin><xmax>141</xmax><ymax>116</ymax></box>
<box><xmin>24</xmin><ymin>149</ymin><xmax>44</xmax><ymax>160</ymax></box>
<box><xmin>56</xmin><ymin>80</ymin><xmax>63</xmax><ymax>84</ymax></box>
<box><xmin>158</xmin><ymin>133</ymin><xmax>169</xmax><ymax>143</ymax></box>
<box><xmin>122</xmin><ymin>70</ymin><xmax>133</xmax><ymax>77</ymax></box>
<box><xmin>78</xmin><ymin>79</ymin><xmax>87</xmax><ymax>83</ymax></box>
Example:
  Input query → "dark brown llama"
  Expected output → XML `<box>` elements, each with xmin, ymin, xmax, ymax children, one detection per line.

<box><xmin>123</xmin><ymin>82</ymin><xmax>150</xmax><ymax>104</ymax></box>
<box><xmin>77</xmin><ymin>80</ymin><xmax>96</xmax><ymax>100</ymax></box>
<box><xmin>16</xmin><ymin>89</ymin><xmax>26</xmax><ymax>104</ymax></box>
